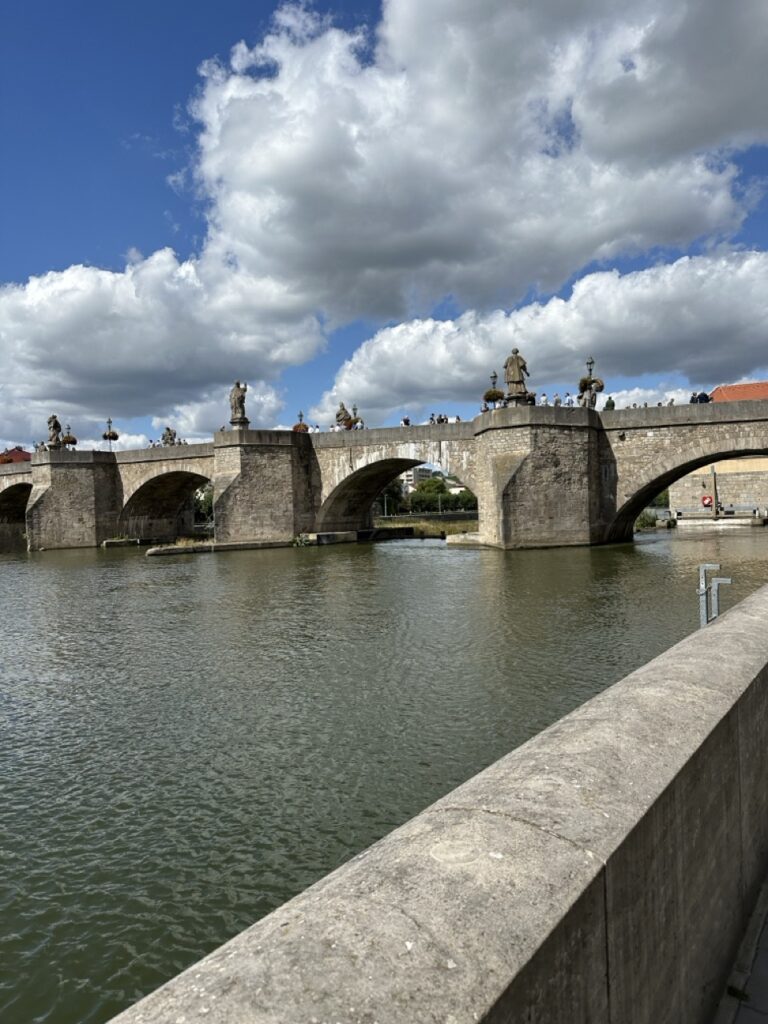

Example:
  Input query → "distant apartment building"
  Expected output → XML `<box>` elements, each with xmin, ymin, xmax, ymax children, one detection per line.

<box><xmin>399</xmin><ymin>466</ymin><xmax>435</xmax><ymax>493</ymax></box>
<box><xmin>669</xmin><ymin>382</ymin><xmax>768</xmax><ymax>513</ymax></box>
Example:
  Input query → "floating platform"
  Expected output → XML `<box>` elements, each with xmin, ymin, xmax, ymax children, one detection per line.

<box><xmin>675</xmin><ymin>515</ymin><xmax>768</xmax><ymax>529</ymax></box>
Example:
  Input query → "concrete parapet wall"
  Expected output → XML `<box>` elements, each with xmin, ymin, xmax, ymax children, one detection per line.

<box><xmin>108</xmin><ymin>584</ymin><xmax>768</xmax><ymax>1024</ymax></box>
<box><xmin>0</xmin><ymin>462</ymin><xmax>32</xmax><ymax>478</ymax></box>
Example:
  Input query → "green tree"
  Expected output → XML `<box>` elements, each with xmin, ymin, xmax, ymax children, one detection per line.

<box><xmin>194</xmin><ymin>483</ymin><xmax>213</xmax><ymax>522</ymax></box>
<box><xmin>456</xmin><ymin>488</ymin><xmax>478</xmax><ymax>511</ymax></box>
<box><xmin>415</xmin><ymin>476</ymin><xmax>448</xmax><ymax>494</ymax></box>
<box><xmin>650</xmin><ymin>488</ymin><xmax>670</xmax><ymax>508</ymax></box>
<box><xmin>373</xmin><ymin>478</ymin><xmax>407</xmax><ymax>515</ymax></box>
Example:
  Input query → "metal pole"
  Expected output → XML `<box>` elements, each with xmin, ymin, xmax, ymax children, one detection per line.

<box><xmin>712</xmin><ymin>466</ymin><xmax>718</xmax><ymax>517</ymax></box>
<box><xmin>698</xmin><ymin>563</ymin><xmax>720</xmax><ymax>627</ymax></box>
<box><xmin>710</xmin><ymin>577</ymin><xmax>732</xmax><ymax>620</ymax></box>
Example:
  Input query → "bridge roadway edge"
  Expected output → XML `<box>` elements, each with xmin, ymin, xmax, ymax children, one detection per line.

<box><xmin>108</xmin><ymin>583</ymin><xmax>768</xmax><ymax>1024</ymax></box>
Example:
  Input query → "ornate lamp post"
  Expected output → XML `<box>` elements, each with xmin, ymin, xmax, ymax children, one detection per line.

<box><xmin>586</xmin><ymin>356</ymin><xmax>595</xmax><ymax>379</ymax></box>
<box><xmin>484</xmin><ymin>370</ymin><xmax>503</xmax><ymax>409</ymax></box>
<box><xmin>292</xmin><ymin>411</ymin><xmax>309</xmax><ymax>433</ymax></box>
<box><xmin>102</xmin><ymin>418</ymin><xmax>119</xmax><ymax>451</ymax></box>
<box><xmin>61</xmin><ymin>424</ymin><xmax>78</xmax><ymax>449</ymax></box>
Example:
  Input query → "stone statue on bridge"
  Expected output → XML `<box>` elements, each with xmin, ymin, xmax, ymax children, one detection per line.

<box><xmin>47</xmin><ymin>415</ymin><xmax>62</xmax><ymax>449</ymax></box>
<box><xmin>336</xmin><ymin>402</ymin><xmax>354</xmax><ymax>429</ymax></box>
<box><xmin>229</xmin><ymin>381</ymin><xmax>249</xmax><ymax>428</ymax></box>
<box><xmin>504</xmin><ymin>348</ymin><xmax>535</xmax><ymax>405</ymax></box>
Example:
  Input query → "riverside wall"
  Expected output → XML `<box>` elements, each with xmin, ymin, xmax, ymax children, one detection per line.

<box><xmin>108</xmin><ymin>584</ymin><xmax>768</xmax><ymax>1024</ymax></box>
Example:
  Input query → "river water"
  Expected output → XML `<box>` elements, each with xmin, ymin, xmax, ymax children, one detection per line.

<box><xmin>3</xmin><ymin>529</ymin><xmax>768</xmax><ymax>1023</ymax></box>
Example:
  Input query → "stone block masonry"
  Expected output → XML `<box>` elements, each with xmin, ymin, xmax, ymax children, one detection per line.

<box><xmin>108</xmin><ymin>581</ymin><xmax>768</xmax><ymax>1024</ymax></box>
<box><xmin>26</xmin><ymin>450</ymin><xmax>121</xmax><ymax>549</ymax></box>
<box><xmin>213</xmin><ymin>430</ymin><xmax>318</xmax><ymax>543</ymax></box>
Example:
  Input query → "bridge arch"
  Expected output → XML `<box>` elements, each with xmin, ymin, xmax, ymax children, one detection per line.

<box><xmin>119</xmin><ymin>470</ymin><xmax>211</xmax><ymax>543</ymax></box>
<box><xmin>316</xmin><ymin>458</ymin><xmax>423</xmax><ymax>533</ymax></box>
<box><xmin>0</xmin><ymin>482</ymin><xmax>33</xmax><ymax>550</ymax></box>
<box><xmin>607</xmin><ymin>444</ymin><xmax>768</xmax><ymax>543</ymax></box>
<box><xmin>0</xmin><ymin>481</ymin><xmax>32</xmax><ymax>519</ymax></box>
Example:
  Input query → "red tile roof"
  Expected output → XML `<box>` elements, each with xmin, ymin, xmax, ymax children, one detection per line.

<box><xmin>0</xmin><ymin>446</ymin><xmax>31</xmax><ymax>463</ymax></box>
<box><xmin>710</xmin><ymin>382</ymin><xmax>768</xmax><ymax>403</ymax></box>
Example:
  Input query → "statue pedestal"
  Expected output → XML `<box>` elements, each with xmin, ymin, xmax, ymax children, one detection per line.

<box><xmin>230</xmin><ymin>417</ymin><xmax>250</xmax><ymax>430</ymax></box>
<box><xmin>506</xmin><ymin>392</ymin><xmax>536</xmax><ymax>407</ymax></box>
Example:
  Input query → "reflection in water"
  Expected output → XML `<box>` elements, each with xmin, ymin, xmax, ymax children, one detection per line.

<box><xmin>2</xmin><ymin>530</ymin><xmax>768</xmax><ymax>1023</ymax></box>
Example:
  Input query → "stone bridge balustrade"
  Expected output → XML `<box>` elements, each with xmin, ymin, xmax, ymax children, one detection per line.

<box><xmin>6</xmin><ymin>399</ymin><xmax>768</xmax><ymax>552</ymax></box>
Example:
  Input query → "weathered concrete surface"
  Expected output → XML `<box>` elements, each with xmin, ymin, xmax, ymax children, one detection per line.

<box><xmin>108</xmin><ymin>584</ymin><xmax>768</xmax><ymax>1024</ymax></box>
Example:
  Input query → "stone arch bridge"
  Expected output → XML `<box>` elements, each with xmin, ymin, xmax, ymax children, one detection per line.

<box><xmin>2</xmin><ymin>401</ymin><xmax>768</xmax><ymax>552</ymax></box>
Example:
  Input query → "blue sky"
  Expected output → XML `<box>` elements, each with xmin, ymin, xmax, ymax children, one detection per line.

<box><xmin>1</xmin><ymin>1</ymin><xmax>380</xmax><ymax>282</ymax></box>
<box><xmin>1</xmin><ymin>0</ymin><xmax>767</xmax><ymax>447</ymax></box>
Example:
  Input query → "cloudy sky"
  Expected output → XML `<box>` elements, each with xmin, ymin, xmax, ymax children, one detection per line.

<box><xmin>2</xmin><ymin>0</ymin><xmax>767</xmax><ymax>447</ymax></box>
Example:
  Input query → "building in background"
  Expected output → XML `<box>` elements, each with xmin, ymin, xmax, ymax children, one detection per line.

<box><xmin>0</xmin><ymin>446</ymin><xmax>31</xmax><ymax>464</ymax></box>
<box><xmin>399</xmin><ymin>466</ymin><xmax>436</xmax><ymax>493</ymax></box>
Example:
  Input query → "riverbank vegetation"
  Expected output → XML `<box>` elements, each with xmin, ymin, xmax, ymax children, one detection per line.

<box><xmin>373</xmin><ymin>474</ymin><xmax>477</xmax><ymax>515</ymax></box>
<box><xmin>373</xmin><ymin>517</ymin><xmax>478</xmax><ymax>537</ymax></box>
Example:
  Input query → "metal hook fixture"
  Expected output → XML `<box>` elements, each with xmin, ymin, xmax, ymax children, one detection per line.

<box><xmin>698</xmin><ymin>563</ymin><xmax>732</xmax><ymax>627</ymax></box>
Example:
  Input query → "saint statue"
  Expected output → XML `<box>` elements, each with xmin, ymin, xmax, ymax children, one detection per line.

<box><xmin>336</xmin><ymin>402</ymin><xmax>352</xmax><ymax>428</ymax></box>
<box><xmin>504</xmin><ymin>348</ymin><xmax>530</xmax><ymax>397</ymax></box>
<box><xmin>229</xmin><ymin>381</ymin><xmax>248</xmax><ymax>424</ymax></box>
<box><xmin>47</xmin><ymin>414</ymin><xmax>62</xmax><ymax>448</ymax></box>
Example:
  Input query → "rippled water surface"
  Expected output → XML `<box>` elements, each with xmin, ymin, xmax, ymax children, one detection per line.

<box><xmin>3</xmin><ymin>530</ymin><xmax>768</xmax><ymax>1023</ymax></box>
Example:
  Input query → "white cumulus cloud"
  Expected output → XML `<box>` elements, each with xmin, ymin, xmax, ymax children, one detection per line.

<box><xmin>310</xmin><ymin>252</ymin><xmax>768</xmax><ymax>423</ymax></box>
